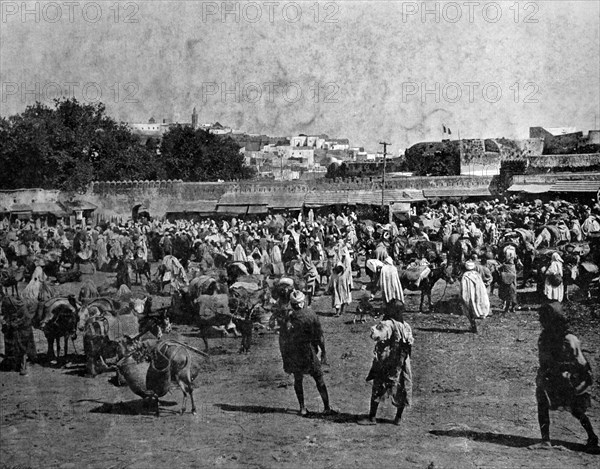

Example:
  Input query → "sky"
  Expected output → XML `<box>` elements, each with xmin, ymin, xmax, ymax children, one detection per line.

<box><xmin>1</xmin><ymin>0</ymin><xmax>599</xmax><ymax>153</ymax></box>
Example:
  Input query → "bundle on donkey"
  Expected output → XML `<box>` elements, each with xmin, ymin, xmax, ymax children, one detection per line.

<box><xmin>117</xmin><ymin>337</ymin><xmax>208</xmax><ymax>417</ymax></box>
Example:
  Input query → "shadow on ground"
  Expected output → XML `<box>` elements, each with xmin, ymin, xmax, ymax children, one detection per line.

<box><xmin>430</xmin><ymin>429</ymin><xmax>587</xmax><ymax>452</ymax></box>
<box><xmin>216</xmin><ymin>403</ymin><xmax>358</xmax><ymax>423</ymax></box>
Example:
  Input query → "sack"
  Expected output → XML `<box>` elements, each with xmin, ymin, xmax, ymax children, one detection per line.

<box><xmin>547</xmin><ymin>272</ymin><xmax>563</xmax><ymax>287</ymax></box>
<box><xmin>500</xmin><ymin>271</ymin><xmax>516</xmax><ymax>285</ymax></box>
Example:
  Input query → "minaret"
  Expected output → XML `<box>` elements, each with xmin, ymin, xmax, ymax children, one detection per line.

<box><xmin>191</xmin><ymin>107</ymin><xmax>198</xmax><ymax>129</ymax></box>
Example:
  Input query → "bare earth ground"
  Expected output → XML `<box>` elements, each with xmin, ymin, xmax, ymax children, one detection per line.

<box><xmin>1</xmin><ymin>265</ymin><xmax>599</xmax><ymax>469</ymax></box>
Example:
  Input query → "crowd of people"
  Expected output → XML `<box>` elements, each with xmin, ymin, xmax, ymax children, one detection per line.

<box><xmin>1</xmin><ymin>196</ymin><xmax>599</xmax><ymax>451</ymax></box>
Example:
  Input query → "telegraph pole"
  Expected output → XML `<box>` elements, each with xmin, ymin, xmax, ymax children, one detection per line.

<box><xmin>379</xmin><ymin>141</ymin><xmax>391</xmax><ymax>210</ymax></box>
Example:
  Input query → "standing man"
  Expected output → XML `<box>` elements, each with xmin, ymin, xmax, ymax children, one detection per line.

<box><xmin>544</xmin><ymin>252</ymin><xmax>564</xmax><ymax>303</ymax></box>
<box><xmin>530</xmin><ymin>302</ymin><xmax>599</xmax><ymax>453</ymax></box>
<box><xmin>460</xmin><ymin>260</ymin><xmax>490</xmax><ymax>333</ymax></box>
<box><xmin>378</xmin><ymin>257</ymin><xmax>404</xmax><ymax>313</ymax></box>
<box><xmin>278</xmin><ymin>290</ymin><xmax>335</xmax><ymax>417</ymax></box>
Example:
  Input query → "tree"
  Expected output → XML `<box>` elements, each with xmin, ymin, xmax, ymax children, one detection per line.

<box><xmin>0</xmin><ymin>99</ymin><xmax>160</xmax><ymax>192</ymax></box>
<box><xmin>159</xmin><ymin>126</ymin><xmax>255</xmax><ymax>181</ymax></box>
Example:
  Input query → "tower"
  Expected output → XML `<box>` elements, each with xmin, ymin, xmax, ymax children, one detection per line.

<box><xmin>191</xmin><ymin>107</ymin><xmax>198</xmax><ymax>129</ymax></box>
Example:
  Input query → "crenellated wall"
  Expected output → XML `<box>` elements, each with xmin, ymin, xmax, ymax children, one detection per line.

<box><xmin>3</xmin><ymin>176</ymin><xmax>497</xmax><ymax>220</ymax></box>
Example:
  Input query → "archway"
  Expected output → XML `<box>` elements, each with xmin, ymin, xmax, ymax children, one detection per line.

<box><xmin>132</xmin><ymin>203</ymin><xmax>150</xmax><ymax>221</ymax></box>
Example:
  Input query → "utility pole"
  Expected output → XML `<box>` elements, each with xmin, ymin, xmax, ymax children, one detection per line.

<box><xmin>379</xmin><ymin>141</ymin><xmax>391</xmax><ymax>211</ymax></box>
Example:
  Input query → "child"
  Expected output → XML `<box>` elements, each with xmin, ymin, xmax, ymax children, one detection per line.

<box><xmin>358</xmin><ymin>301</ymin><xmax>413</xmax><ymax>426</ymax></box>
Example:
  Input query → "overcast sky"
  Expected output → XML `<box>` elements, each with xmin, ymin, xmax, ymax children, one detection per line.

<box><xmin>1</xmin><ymin>0</ymin><xmax>599</xmax><ymax>153</ymax></box>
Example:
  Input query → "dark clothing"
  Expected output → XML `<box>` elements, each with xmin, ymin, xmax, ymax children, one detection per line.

<box><xmin>366</xmin><ymin>320</ymin><xmax>414</xmax><ymax>408</ymax></box>
<box><xmin>1</xmin><ymin>297</ymin><xmax>37</xmax><ymax>370</ymax></box>
<box><xmin>498</xmin><ymin>263</ymin><xmax>518</xmax><ymax>304</ymax></box>
<box><xmin>536</xmin><ymin>331</ymin><xmax>593</xmax><ymax>411</ymax></box>
<box><xmin>279</xmin><ymin>308</ymin><xmax>324</xmax><ymax>376</ymax></box>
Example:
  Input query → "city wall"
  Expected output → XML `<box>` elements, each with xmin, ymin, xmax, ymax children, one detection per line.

<box><xmin>84</xmin><ymin>176</ymin><xmax>495</xmax><ymax>219</ymax></box>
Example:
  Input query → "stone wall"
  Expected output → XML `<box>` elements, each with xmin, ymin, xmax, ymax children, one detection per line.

<box><xmin>525</xmin><ymin>154</ymin><xmax>600</xmax><ymax>171</ymax></box>
<box><xmin>3</xmin><ymin>175</ymin><xmax>497</xmax><ymax>220</ymax></box>
<box><xmin>0</xmin><ymin>188</ymin><xmax>62</xmax><ymax>208</ymax></box>
<box><xmin>512</xmin><ymin>172</ymin><xmax>600</xmax><ymax>184</ymax></box>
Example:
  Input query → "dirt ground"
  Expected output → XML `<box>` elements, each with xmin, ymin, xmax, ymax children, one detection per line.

<box><xmin>1</xmin><ymin>265</ymin><xmax>599</xmax><ymax>469</ymax></box>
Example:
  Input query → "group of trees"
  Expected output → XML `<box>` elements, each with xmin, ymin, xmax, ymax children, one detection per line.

<box><xmin>0</xmin><ymin>99</ymin><xmax>255</xmax><ymax>192</ymax></box>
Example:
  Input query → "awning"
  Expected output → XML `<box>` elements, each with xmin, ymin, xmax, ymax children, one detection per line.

<box><xmin>423</xmin><ymin>187</ymin><xmax>491</xmax><ymax>198</ymax></box>
<box><xmin>32</xmin><ymin>202</ymin><xmax>69</xmax><ymax>217</ymax></box>
<box><xmin>65</xmin><ymin>201</ymin><xmax>98</xmax><ymax>211</ymax></box>
<box><xmin>268</xmin><ymin>193</ymin><xmax>306</xmax><ymax>210</ymax></box>
<box><xmin>10</xmin><ymin>204</ymin><xmax>32</xmax><ymax>212</ymax></box>
<box><xmin>219</xmin><ymin>191</ymin><xmax>305</xmax><ymax>210</ymax></box>
<box><xmin>507</xmin><ymin>184</ymin><xmax>553</xmax><ymax>194</ymax></box>
<box><xmin>549</xmin><ymin>181</ymin><xmax>600</xmax><ymax>193</ymax></box>
<box><xmin>9</xmin><ymin>204</ymin><xmax>32</xmax><ymax>218</ymax></box>
<box><xmin>217</xmin><ymin>205</ymin><xmax>248</xmax><ymax>215</ymax></box>
<box><xmin>247</xmin><ymin>205</ymin><xmax>269</xmax><ymax>214</ymax></box>
<box><xmin>166</xmin><ymin>201</ymin><xmax>217</xmax><ymax>214</ymax></box>
<box><xmin>304</xmin><ymin>191</ymin><xmax>349</xmax><ymax>207</ymax></box>
<box><xmin>348</xmin><ymin>189</ymin><xmax>425</xmax><ymax>205</ymax></box>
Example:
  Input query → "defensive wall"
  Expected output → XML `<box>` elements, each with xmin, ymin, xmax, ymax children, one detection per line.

<box><xmin>5</xmin><ymin>164</ymin><xmax>599</xmax><ymax>221</ymax></box>
<box><xmin>63</xmin><ymin>176</ymin><xmax>496</xmax><ymax>219</ymax></box>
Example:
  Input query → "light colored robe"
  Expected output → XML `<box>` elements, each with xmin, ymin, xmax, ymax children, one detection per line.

<box><xmin>378</xmin><ymin>264</ymin><xmax>404</xmax><ymax>304</ymax></box>
<box><xmin>544</xmin><ymin>260</ymin><xmax>564</xmax><ymax>302</ymax></box>
<box><xmin>460</xmin><ymin>270</ymin><xmax>490</xmax><ymax>318</ymax></box>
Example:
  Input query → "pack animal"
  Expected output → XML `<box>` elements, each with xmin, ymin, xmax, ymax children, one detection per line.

<box><xmin>81</xmin><ymin>297</ymin><xmax>147</xmax><ymax>376</ymax></box>
<box><xmin>398</xmin><ymin>262</ymin><xmax>453</xmax><ymax>312</ymax></box>
<box><xmin>38</xmin><ymin>296</ymin><xmax>80</xmax><ymax>365</ymax></box>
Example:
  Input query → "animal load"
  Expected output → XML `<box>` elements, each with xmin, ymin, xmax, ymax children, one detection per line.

<box><xmin>78</xmin><ymin>279</ymin><xmax>98</xmax><ymax>303</ymax></box>
<box><xmin>229</xmin><ymin>282</ymin><xmax>267</xmax><ymax>319</ymax></box>
<box><xmin>118</xmin><ymin>355</ymin><xmax>151</xmax><ymax>398</ymax></box>
<box><xmin>83</xmin><ymin>311</ymin><xmax>140</xmax><ymax>376</ymax></box>
<box><xmin>145</xmin><ymin>279</ymin><xmax>162</xmax><ymax>295</ymax></box>
<box><xmin>56</xmin><ymin>269</ymin><xmax>83</xmax><ymax>284</ymax></box>
<box><xmin>117</xmin><ymin>338</ymin><xmax>208</xmax><ymax>416</ymax></box>
<box><xmin>196</xmin><ymin>293</ymin><xmax>230</xmax><ymax>321</ymax></box>
<box><xmin>228</xmin><ymin>282</ymin><xmax>269</xmax><ymax>353</ymax></box>
<box><xmin>400</xmin><ymin>265</ymin><xmax>431</xmax><ymax>287</ymax></box>
<box><xmin>189</xmin><ymin>275</ymin><xmax>219</xmax><ymax>296</ymax></box>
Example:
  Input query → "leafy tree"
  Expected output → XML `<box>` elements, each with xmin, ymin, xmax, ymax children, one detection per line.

<box><xmin>159</xmin><ymin>126</ymin><xmax>255</xmax><ymax>181</ymax></box>
<box><xmin>0</xmin><ymin>99</ymin><xmax>160</xmax><ymax>192</ymax></box>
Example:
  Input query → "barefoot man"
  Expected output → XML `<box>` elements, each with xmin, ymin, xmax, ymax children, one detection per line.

<box><xmin>530</xmin><ymin>302</ymin><xmax>600</xmax><ymax>453</ymax></box>
<box><xmin>278</xmin><ymin>290</ymin><xmax>336</xmax><ymax>417</ymax></box>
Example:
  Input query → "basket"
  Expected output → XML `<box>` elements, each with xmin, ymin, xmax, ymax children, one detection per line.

<box><xmin>117</xmin><ymin>356</ymin><xmax>152</xmax><ymax>398</ymax></box>
<box><xmin>146</xmin><ymin>360</ymin><xmax>172</xmax><ymax>398</ymax></box>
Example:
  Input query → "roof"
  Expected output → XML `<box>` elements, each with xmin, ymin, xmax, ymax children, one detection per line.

<box><xmin>545</xmin><ymin>127</ymin><xmax>578</xmax><ymax>136</ymax></box>
<box><xmin>268</xmin><ymin>193</ymin><xmax>306</xmax><ymax>209</ymax></box>
<box><xmin>165</xmin><ymin>201</ymin><xmax>218</xmax><ymax>214</ymax></box>
<box><xmin>32</xmin><ymin>202</ymin><xmax>69</xmax><ymax>217</ymax></box>
<box><xmin>10</xmin><ymin>204</ymin><xmax>32</xmax><ymax>212</ymax></box>
<box><xmin>304</xmin><ymin>191</ymin><xmax>349</xmax><ymax>207</ymax></box>
<box><xmin>247</xmin><ymin>205</ymin><xmax>269</xmax><ymax>214</ymax></box>
<box><xmin>507</xmin><ymin>184</ymin><xmax>553</xmax><ymax>194</ymax></box>
<box><xmin>219</xmin><ymin>191</ymin><xmax>305</xmax><ymax>210</ymax></box>
<box><xmin>423</xmin><ymin>187</ymin><xmax>491</xmax><ymax>198</ymax></box>
<box><xmin>216</xmin><ymin>205</ymin><xmax>249</xmax><ymax>215</ymax></box>
<box><xmin>66</xmin><ymin>200</ymin><xmax>98</xmax><ymax>211</ymax></box>
<box><xmin>348</xmin><ymin>189</ymin><xmax>425</xmax><ymax>205</ymax></box>
<box><xmin>550</xmin><ymin>180</ymin><xmax>600</xmax><ymax>193</ymax></box>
